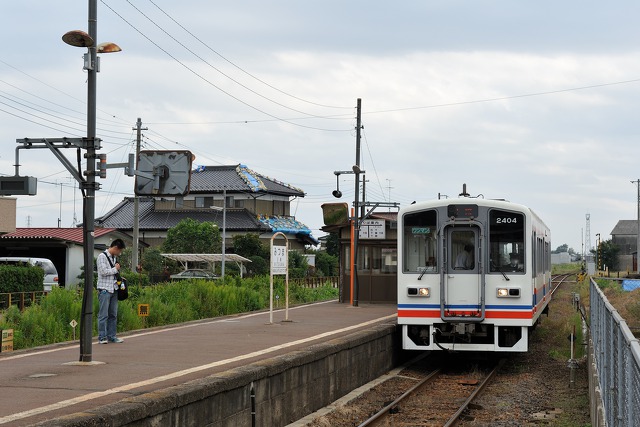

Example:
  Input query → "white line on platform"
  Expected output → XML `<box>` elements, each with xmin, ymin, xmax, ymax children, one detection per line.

<box><xmin>0</xmin><ymin>311</ymin><xmax>396</xmax><ymax>425</ymax></box>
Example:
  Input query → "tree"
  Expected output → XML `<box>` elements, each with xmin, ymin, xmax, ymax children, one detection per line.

<box><xmin>552</xmin><ymin>244</ymin><xmax>569</xmax><ymax>254</ymax></box>
<box><xmin>314</xmin><ymin>250</ymin><xmax>338</xmax><ymax>277</ymax></box>
<box><xmin>593</xmin><ymin>239</ymin><xmax>620</xmax><ymax>271</ymax></box>
<box><xmin>325</xmin><ymin>233</ymin><xmax>340</xmax><ymax>257</ymax></box>
<box><xmin>288</xmin><ymin>250</ymin><xmax>309</xmax><ymax>278</ymax></box>
<box><xmin>232</xmin><ymin>233</ymin><xmax>269</xmax><ymax>259</ymax></box>
<box><xmin>162</xmin><ymin>218</ymin><xmax>221</xmax><ymax>254</ymax></box>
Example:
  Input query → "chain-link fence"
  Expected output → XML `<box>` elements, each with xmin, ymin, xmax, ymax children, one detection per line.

<box><xmin>590</xmin><ymin>278</ymin><xmax>640</xmax><ymax>427</ymax></box>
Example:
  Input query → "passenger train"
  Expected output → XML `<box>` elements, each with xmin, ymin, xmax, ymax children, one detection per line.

<box><xmin>397</xmin><ymin>190</ymin><xmax>551</xmax><ymax>352</ymax></box>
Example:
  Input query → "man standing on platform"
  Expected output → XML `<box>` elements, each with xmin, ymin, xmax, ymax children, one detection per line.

<box><xmin>97</xmin><ymin>239</ymin><xmax>126</xmax><ymax>344</ymax></box>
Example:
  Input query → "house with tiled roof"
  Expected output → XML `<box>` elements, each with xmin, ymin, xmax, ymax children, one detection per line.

<box><xmin>95</xmin><ymin>164</ymin><xmax>318</xmax><ymax>254</ymax></box>
<box><xmin>0</xmin><ymin>227</ymin><xmax>134</xmax><ymax>288</ymax></box>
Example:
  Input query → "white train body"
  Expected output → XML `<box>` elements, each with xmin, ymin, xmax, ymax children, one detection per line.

<box><xmin>398</xmin><ymin>197</ymin><xmax>551</xmax><ymax>352</ymax></box>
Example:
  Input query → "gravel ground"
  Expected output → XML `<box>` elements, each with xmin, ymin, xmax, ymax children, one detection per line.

<box><xmin>300</xmin><ymin>278</ymin><xmax>591</xmax><ymax>427</ymax></box>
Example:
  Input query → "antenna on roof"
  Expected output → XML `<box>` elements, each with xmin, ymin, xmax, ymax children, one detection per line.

<box><xmin>459</xmin><ymin>183</ymin><xmax>470</xmax><ymax>198</ymax></box>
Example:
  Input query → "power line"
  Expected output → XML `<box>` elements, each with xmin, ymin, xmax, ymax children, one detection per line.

<box><xmin>125</xmin><ymin>0</ymin><xmax>343</xmax><ymax>119</ymax></box>
<box><xmin>100</xmin><ymin>0</ymin><xmax>351</xmax><ymax>132</ymax></box>
<box><xmin>145</xmin><ymin>0</ymin><xmax>352</xmax><ymax>111</ymax></box>
<box><xmin>365</xmin><ymin>78</ymin><xmax>640</xmax><ymax>115</ymax></box>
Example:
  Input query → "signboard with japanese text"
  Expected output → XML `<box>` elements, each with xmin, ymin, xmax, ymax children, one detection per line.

<box><xmin>359</xmin><ymin>219</ymin><xmax>386</xmax><ymax>239</ymax></box>
<box><xmin>271</xmin><ymin>245</ymin><xmax>288</xmax><ymax>275</ymax></box>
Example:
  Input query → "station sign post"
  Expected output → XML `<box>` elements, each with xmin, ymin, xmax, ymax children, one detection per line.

<box><xmin>270</xmin><ymin>232</ymin><xmax>289</xmax><ymax>324</ymax></box>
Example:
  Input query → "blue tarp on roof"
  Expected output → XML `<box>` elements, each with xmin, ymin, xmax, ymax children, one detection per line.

<box><xmin>259</xmin><ymin>215</ymin><xmax>319</xmax><ymax>244</ymax></box>
<box><xmin>622</xmin><ymin>280</ymin><xmax>640</xmax><ymax>291</ymax></box>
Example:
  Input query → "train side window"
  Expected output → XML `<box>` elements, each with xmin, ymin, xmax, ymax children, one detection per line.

<box><xmin>488</xmin><ymin>209</ymin><xmax>525</xmax><ymax>273</ymax></box>
<box><xmin>402</xmin><ymin>210</ymin><xmax>438</xmax><ymax>273</ymax></box>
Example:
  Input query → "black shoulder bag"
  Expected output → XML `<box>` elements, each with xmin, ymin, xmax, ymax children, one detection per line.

<box><xmin>104</xmin><ymin>253</ymin><xmax>128</xmax><ymax>301</ymax></box>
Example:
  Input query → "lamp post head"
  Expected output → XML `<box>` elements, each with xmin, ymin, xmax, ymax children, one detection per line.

<box><xmin>97</xmin><ymin>42</ymin><xmax>122</xmax><ymax>53</ymax></box>
<box><xmin>62</xmin><ymin>30</ymin><xmax>94</xmax><ymax>47</ymax></box>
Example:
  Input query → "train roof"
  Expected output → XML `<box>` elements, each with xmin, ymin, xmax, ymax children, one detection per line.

<box><xmin>399</xmin><ymin>197</ymin><xmax>549</xmax><ymax>229</ymax></box>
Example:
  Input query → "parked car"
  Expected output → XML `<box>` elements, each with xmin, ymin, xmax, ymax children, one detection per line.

<box><xmin>170</xmin><ymin>269</ymin><xmax>218</xmax><ymax>280</ymax></box>
<box><xmin>0</xmin><ymin>257</ymin><xmax>59</xmax><ymax>291</ymax></box>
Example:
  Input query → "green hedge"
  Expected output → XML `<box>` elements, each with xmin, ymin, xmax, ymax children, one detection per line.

<box><xmin>0</xmin><ymin>265</ymin><xmax>44</xmax><ymax>293</ymax></box>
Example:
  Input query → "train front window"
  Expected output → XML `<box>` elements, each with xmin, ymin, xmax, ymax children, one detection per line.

<box><xmin>489</xmin><ymin>209</ymin><xmax>525</xmax><ymax>273</ymax></box>
<box><xmin>403</xmin><ymin>210</ymin><xmax>437</xmax><ymax>274</ymax></box>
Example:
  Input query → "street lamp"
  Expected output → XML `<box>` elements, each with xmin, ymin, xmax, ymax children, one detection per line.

<box><xmin>62</xmin><ymin>1</ymin><xmax>121</xmax><ymax>363</ymax></box>
<box><xmin>210</xmin><ymin>188</ymin><xmax>227</xmax><ymax>278</ymax></box>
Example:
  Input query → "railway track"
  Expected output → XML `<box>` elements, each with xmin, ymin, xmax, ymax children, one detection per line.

<box><xmin>357</xmin><ymin>358</ymin><xmax>503</xmax><ymax>427</ymax></box>
<box><xmin>551</xmin><ymin>273</ymin><xmax>574</xmax><ymax>296</ymax></box>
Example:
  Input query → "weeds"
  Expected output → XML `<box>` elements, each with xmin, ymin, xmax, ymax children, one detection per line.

<box><xmin>0</xmin><ymin>275</ymin><xmax>338</xmax><ymax>350</ymax></box>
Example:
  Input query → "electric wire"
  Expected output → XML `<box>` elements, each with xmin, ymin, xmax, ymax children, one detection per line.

<box><xmin>364</xmin><ymin>78</ymin><xmax>640</xmax><ymax>115</ymax></box>
<box><xmin>145</xmin><ymin>0</ymin><xmax>352</xmax><ymax>110</ymax></box>
<box><xmin>125</xmin><ymin>0</ymin><xmax>344</xmax><ymax>120</ymax></box>
<box><xmin>361</xmin><ymin>126</ymin><xmax>387</xmax><ymax>203</ymax></box>
<box><xmin>0</xmin><ymin>59</ymin><xmax>132</xmax><ymax>127</ymax></box>
<box><xmin>100</xmin><ymin>0</ymin><xmax>351</xmax><ymax>132</ymax></box>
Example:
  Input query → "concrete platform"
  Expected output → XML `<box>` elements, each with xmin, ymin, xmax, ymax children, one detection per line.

<box><xmin>0</xmin><ymin>301</ymin><xmax>397</xmax><ymax>426</ymax></box>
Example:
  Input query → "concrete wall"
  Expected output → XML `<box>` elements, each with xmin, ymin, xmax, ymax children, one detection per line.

<box><xmin>37</xmin><ymin>323</ymin><xmax>399</xmax><ymax>427</ymax></box>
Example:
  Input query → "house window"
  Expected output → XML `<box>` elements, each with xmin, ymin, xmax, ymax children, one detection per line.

<box><xmin>195</xmin><ymin>197</ymin><xmax>213</xmax><ymax>208</ymax></box>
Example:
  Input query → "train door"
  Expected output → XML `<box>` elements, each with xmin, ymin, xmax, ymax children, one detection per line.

<box><xmin>441</xmin><ymin>224</ymin><xmax>485</xmax><ymax>321</ymax></box>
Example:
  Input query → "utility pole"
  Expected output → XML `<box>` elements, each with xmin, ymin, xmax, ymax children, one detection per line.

<box><xmin>633</xmin><ymin>180</ymin><xmax>640</xmax><ymax>273</ymax></box>
<box><xmin>353</xmin><ymin>98</ymin><xmax>362</xmax><ymax>307</ymax></box>
<box><xmin>132</xmin><ymin>118</ymin><xmax>147</xmax><ymax>271</ymax></box>
<box><xmin>79</xmin><ymin>0</ymin><xmax>99</xmax><ymax>363</ymax></box>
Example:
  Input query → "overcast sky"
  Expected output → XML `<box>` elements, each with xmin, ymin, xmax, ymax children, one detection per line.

<box><xmin>2</xmin><ymin>1</ymin><xmax>640</xmax><ymax>253</ymax></box>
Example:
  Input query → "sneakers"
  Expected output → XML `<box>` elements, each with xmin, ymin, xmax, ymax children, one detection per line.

<box><xmin>108</xmin><ymin>337</ymin><xmax>124</xmax><ymax>343</ymax></box>
<box><xmin>98</xmin><ymin>338</ymin><xmax>108</xmax><ymax>344</ymax></box>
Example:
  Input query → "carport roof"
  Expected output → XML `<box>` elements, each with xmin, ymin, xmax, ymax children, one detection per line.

<box><xmin>0</xmin><ymin>227</ymin><xmax>119</xmax><ymax>244</ymax></box>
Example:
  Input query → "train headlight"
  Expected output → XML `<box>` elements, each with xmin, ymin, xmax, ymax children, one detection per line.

<box><xmin>408</xmin><ymin>287</ymin><xmax>430</xmax><ymax>297</ymax></box>
<box><xmin>497</xmin><ymin>288</ymin><xmax>521</xmax><ymax>298</ymax></box>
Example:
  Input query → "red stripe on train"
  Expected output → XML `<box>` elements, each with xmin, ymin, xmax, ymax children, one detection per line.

<box><xmin>397</xmin><ymin>309</ymin><xmax>533</xmax><ymax>319</ymax></box>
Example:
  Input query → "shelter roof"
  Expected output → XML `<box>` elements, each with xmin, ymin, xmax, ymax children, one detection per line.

<box><xmin>160</xmin><ymin>253</ymin><xmax>251</xmax><ymax>263</ymax></box>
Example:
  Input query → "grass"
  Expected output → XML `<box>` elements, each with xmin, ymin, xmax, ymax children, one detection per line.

<box><xmin>0</xmin><ymin>275</ymin><xmax>338</xmax><ymax>350</ymax></box>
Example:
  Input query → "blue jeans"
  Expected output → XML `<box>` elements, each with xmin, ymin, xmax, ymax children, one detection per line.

<box><xmin>98</xmin><ymin>289</ymin><xmax>118</xmax><ymax>340</ymax></box>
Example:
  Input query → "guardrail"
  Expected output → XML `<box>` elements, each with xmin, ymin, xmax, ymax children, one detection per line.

<box><xmin>0</xmin><ymin>291</ymin><xmax>48</xmax><ymax>311</ymax></box>
<box><xmin>290</xmin><ymin>276</ymin><xmax>339</xmax><ymax>289</ymax></box>
<box><xmin>590</xmin><ymin>277</ymin><xmax>640</xmax><ymax>427</ymax></box>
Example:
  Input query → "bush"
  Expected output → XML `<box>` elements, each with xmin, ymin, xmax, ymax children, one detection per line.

<box><xmin>0</xmin><ymin>274</ymin><xmax>337</xmax><ymax>350</ymax></box>
<box><xmin>0</xmin><ymin>265</ymin><xmax>44</xmax><ymax>293</ymax></box>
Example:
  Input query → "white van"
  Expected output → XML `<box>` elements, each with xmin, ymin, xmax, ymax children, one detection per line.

<box><xmin>0</xmin><ymin>257</ymin><xmax>59</xmax><ymax>291</ymax></box>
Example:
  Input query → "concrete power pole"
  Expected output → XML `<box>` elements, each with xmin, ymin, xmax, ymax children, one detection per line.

<box><xmin>352</xmin><ymin>98</ymin><xmax>362</xmax><ymax>307</ymax></box>
<box><xmin>633</xmin><ymin>179</ymin><xmax>640</xmax><ymax>273</ymax></box>
<box><xmin>132</xmin><ymin>118</ymin><xmax>147</xmax><ymax>271</ymax></box>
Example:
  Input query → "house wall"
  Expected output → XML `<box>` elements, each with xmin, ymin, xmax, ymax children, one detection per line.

<box><xmin>612</xmin><ymin>235</ymin><xmax>636</xmax><ymax>255</ymax></box>
<box><xmin>0</xmin><ymin>198</ymin><xmax>16</xmax><ymax>234</ymax></box>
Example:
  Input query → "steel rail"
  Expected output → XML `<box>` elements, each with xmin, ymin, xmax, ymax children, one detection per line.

<box><xmin>357</xmin><ymin>368</ymin><xmax>442</xmax><ymax>427</ymax></box>
<box><xmin>442</xmin><ymin>358</ymin><xmax>504</xmax><ymax>427</ymax></box>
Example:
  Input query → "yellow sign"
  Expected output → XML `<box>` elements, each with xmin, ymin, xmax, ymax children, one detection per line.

<box><xmin>1</xmin><ymin>329</ymin><xmax>13</xmax><ymax>342</ymax></box>
<box><xmin>137</xmin><ymin>304</ymin><xmax>150</xmax><ymax>317</ymax></box>
<box><xmin>1</xmin><ymin>329</ymin><xmax>13</xmax><ymax>353</ymax></box>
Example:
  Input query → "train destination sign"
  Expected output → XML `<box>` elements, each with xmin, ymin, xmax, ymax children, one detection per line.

<box><xmin>447</xmin><ymin>204</ymin><xmax>478</xmax><ymax>219</ymax></box>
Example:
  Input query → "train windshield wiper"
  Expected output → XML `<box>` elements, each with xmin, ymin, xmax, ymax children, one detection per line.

<box><xmin>491</xmin><ymin>260</ymin><xmax>510</xmax><ymax>281</ymax></box>
<box><xmin>418</xmin><ymin>267</ymin><xmax>427</xmax><ymax>280</ymax></box>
